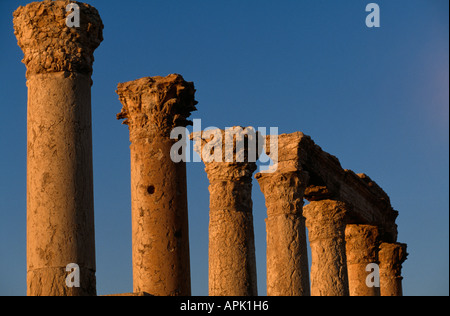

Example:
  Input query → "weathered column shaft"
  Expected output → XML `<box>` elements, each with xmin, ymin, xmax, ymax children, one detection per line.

<box><xmin>345</xmin><ymin>224</ymin><xmax>380</xmax><ymax>296</ymax></box>
<box><xmin>117</xmin><ymin>75</ymin><xmax>197</xmax><ymax>296</ymax></box>
<box><xmin>207</xmin><ymin>163</ymin><xmax>258</xmax><ymax>296</ymax></box>
<box><xmin>379</xmin><ymin>242</ymin><xmax>407</xmax><ymax>296</ymax></box>
<box><xmin>303</xmin><ymin>199</ymin><xmax>350</xmax><ymax>296</ymax></box>
<box><xmin>192</xmin><ymin>127</ymin><xmax>259</xmax><ymax>296</ymax></box>
<box><xmin>256</xmin><ymin>165</ymin><xmax>310</xmax><ymax>296</ymax></box>
<box><xmin>13</xmin><ymin>1</ymin><xmax>103</xmax><ymax>296</ymax></box>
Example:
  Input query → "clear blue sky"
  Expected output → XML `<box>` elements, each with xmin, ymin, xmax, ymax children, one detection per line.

<box><xmin>0</xmin><ymin>0</ymin><xmax>448</xmax><ymax>296</ymax></box>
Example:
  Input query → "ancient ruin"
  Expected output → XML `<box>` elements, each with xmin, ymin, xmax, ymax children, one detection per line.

<box><xmin>13</xmin><ymin>0</ymin><xmax>407</xmax><ymax>296</ymax></box>
<box><xmin>13</xmin><ymin>0</ymin><xmax>103</xmax><ymax>296</ymax></box>
<box><xmin>256</xmin><ymin>132</ymin><xmax>407</xmax><ymax>296</ymax></box>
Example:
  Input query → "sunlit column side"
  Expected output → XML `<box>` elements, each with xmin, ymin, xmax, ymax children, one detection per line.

<box><xmin>379</xmin><ymin>242</ymin><xmax>407</xmax><ymax>296</ymax></box>
<box><xmin>192</xmin><ymin>127</ymin><xmax>259</xmax><ymax>296</ymax></box>
<box><xmin>345</xmin><ymin>224</ymin><xmax>381</xmax><ymax>296</ymax></box>
<box><xmin>13</xmin><ymin>0</ymin><xmax>103</xmax><ymax>296</ymax></box>
<box><xmin>303</xmin><ymin>200</ymin><xmax>350</xmax><ymax>296</ymax></box>
<box><xmin>256</xmin><ymin>161</ymin><xmax>310</xmax><ymax>296</ymax></box>
<box><xmin>116</xmin><ymin>74</ymin><xmax>197</xmax><ymax>296</ymax></box>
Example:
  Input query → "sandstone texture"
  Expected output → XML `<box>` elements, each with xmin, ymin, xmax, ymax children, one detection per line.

<box><xmin>192</xmin><ymin>128</ymin><xmax>259</xmax><ymax>296</ymax></box>
<box><xmin>255</xmin><ymin>138</ymin><xmax>310</xmax><ymax>296</ymax></box>
<box><xmin>256</xmin><ymin>132</ymin><xmax>407</xmax><ymax>296</ymax></box>
<box><xmin>379</xmin><ymin>242</ymin><xmax>408</xmax><ymax>296</ymax></box>
<box><xmin>103</xmin><ymin>292</ymin><xmax>152</xmax><ymax>297</ymax></box>
<box><xmin>303</xmin><ymin>200</ymin><xmax>350</xmax><ymax>296</ymax></box>
<box><xmin>345</xmin><ymin>224</ymin><xmax>380</xmax><ymax>296</ymax></box>
<box><xmin>14</xmin><ymin>0</ymin><xmax>103</xmax><ymax>296</ymax></box>
<box><xmin>13</xmin><ymin>0</ymin><xmax>103</xmax><ymax>78</ymax></box>
<box><xmin>263</xmin><ymin>132</ymin><xmax>398</xmax><ymax>242</ymax></box>
<box><xmin>117</xmin><ymin>74</ymin><xmax>197</xmax><ymax>296</ymax></box>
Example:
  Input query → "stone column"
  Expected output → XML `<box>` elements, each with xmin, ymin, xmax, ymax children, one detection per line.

<box><xmin>345</xmin><ymin>224</ymin><xmax>380</xmax><ymax>296</ymax></box>
<box><xmin>192</xmin><ymin>127</ymin><xmax>258</xmax><ymax>296</ymax></box>
<box><xmin>303</xmin><ymin>199</ymin><xmax>350</xmax><ymax>296</ymax></box>
<box><xmin>256</xmin><ymin>163</ymin><xmax>310</xmax><ymax>296</ymax></box>
<box><xmin>13</xmin><ymin>1</ymin><xmax>103</xmax><ymax>296</ymax></box>
<box><xmin>379</xmin><ymin>242</ymin><xmax>407</xmax><ymax>296</ymax></box>
<box><xmin>116</xmin><ymin>75</ymin><xmax>197</xmax><ymax>296</ymax></box>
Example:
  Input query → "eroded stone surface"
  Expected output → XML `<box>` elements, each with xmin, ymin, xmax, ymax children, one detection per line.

<box><xmin>117</xmin><ymin>74</ymin><xmax>196</xmax><ymax>296</ymax></box>
<box><xmin>345</xmin><ymin>224</ymin><xmax>380</xmax><ymax>296</ymax></box>
<box><xmin>14</xmin><ymin>0</ymin><xmax>103</xmax><ymax>296</ymax></box>
<box><xmin>192</xmin><ymin>128</ymin><xmax>258</xmax><ymax>296</ymax></box>
<box><xmin>255</xmin><ymin>139</ymin><xmax>310</xmax><ymax>296</ymax></box>
<box><xmin>117</xmin><ymin>75</ymin><xmax>197</xmax><ymax>139</ymax></box>
<box><xmin>258</xmin><ymin>132</ymin><xmax>407</xmax><ymax>296</ymax></box>
<box><xmin>379</xmin><ymin>242</ymin><xmax>407</xmax><ymax>296</ymax></box>
<box><xmin>303</xmin><ymin>200</ymin><xmax>350</xmax><ymax>296</ymax></box>
<box><xmin>263</xmin><ymin>132</ymin><xmax>398</xmax><ymax>243</ymax></box>
<box><xmin>13</xmin><ymin>0</ymin><xmax>103</xmax><ymax>78</ymax></box>
<box><xmin>103</xmin><ymin>292</ymin><xmax>152</xmax><ymax>297</ymax></box>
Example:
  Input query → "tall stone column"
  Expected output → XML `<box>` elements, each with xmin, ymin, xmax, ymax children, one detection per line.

<box><xmin>256</xmin><ymin>163</ymin><xmax>310</xmax><ymax>296</ymax></box>
<box><xmin>116</xmin><ymin>75</ymin><xmax>197</xmax><ymax>296</ymax></box>
<box><xmin>303</xmin><ymin>199</ymin><xmax>350</xmax><ymax>296</ymax></box>
<box><xmin>192</xmin><ymin>127</ymin><xmax>258</xmax><ymax>296</ymax></box>
<box><xmin>379</xmin><ymin>242</ymin><xmax>407</xmax><ymax>296</ymax></box>
<box><xmin>345</xmin><ymin>224</ymin><xmax>380</xmax><ymax>296</ymax></box>
<box><xmin>13</xmin><ymin>1</ymin><xmax>103</xmax><ymax>296</ymax></box>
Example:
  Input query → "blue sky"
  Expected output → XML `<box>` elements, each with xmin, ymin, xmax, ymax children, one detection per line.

<box><xmin>0</xmin><ymin>0</ymin><xmax>448</xmax><ymax>296</ymax></box>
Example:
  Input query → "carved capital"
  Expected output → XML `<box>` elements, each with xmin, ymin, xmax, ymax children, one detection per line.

<box><xmin>345</xmin><ymin>224</ymin><xmax>380</xmax><ymax>264</ymax></box>
<box><xmin>205</xmin><ymin>162</ymin><xmax>257</xmax><ymax>183</ymax></box>
<box><xmin>379</xmin><ymin>242</ymin><xmax>408</xmax><ymax>277</ymax></box>
<box><xmin>303</xmin><ymin>199</ymin><xmax>350</xmax><ymax>242</ymax></box>
<box><xmin>191</xmin><ymin>127</ymin><xmax>263</xmax><ymax>165</ymax></box>
<box><xmin>13</xmin><ymin>0</ymin><xmax>103</xmax><ymax>77</ymax></box>
<box><xmin>190</xmin><ymin>127</ymin><xmax>262</xmax><ymax>183</ymax></box>
<box><xmin>256</xmin><ymin>167</ymin><xmax>309</xmax><ymax>217</ymax></box>
<box><xmin>116</xmin><ymin>74</ymin><xmax>197</xmax><ymax>140</ymax></box>
<box><xmin>378</xmin><ymin>242</ymin><xmax>407</xmax><ymax>296</ymax></box>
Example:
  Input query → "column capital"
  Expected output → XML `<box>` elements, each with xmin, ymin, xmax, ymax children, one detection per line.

<box><xmin>191</xmin><ymin>127</ymin><xmax>261</xmax><ymax>182</ymax></box>
<box><xmin>345</xmin><ymin>224</ymin><xmax>381</xmax><ymax>296</ymax></box>
<box><xmin>13</xmin><ymin>0</ymin><xmax>103</xmax><ymax>78</ymax></box>
<box><xmin>256</xmin><ymin>166</ymin><xmax>309</xmax><ymax>217</ymax></box>
<box><xmin>379</xmin><ymin>242</ymin><xmax>408</xmax><ymax>276</ymax></box>
<box><xmin>116</xmin><ymin>74</ymin><xmax>197</xmax><ymax>140</ymax></box>
<box><xmin>345</xmin><ymin>224</ymin><xmax>380</xmax><ymax>264</ymax></box>
<box><xmin>303</xmin><ymin>199</ymin><xmax>350</xmax><ymax>241</ymax></box>
<box><xmin>204</xmin><ymin>162</ymin><xmax>257</xmax><ymax>183</ymax></box>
